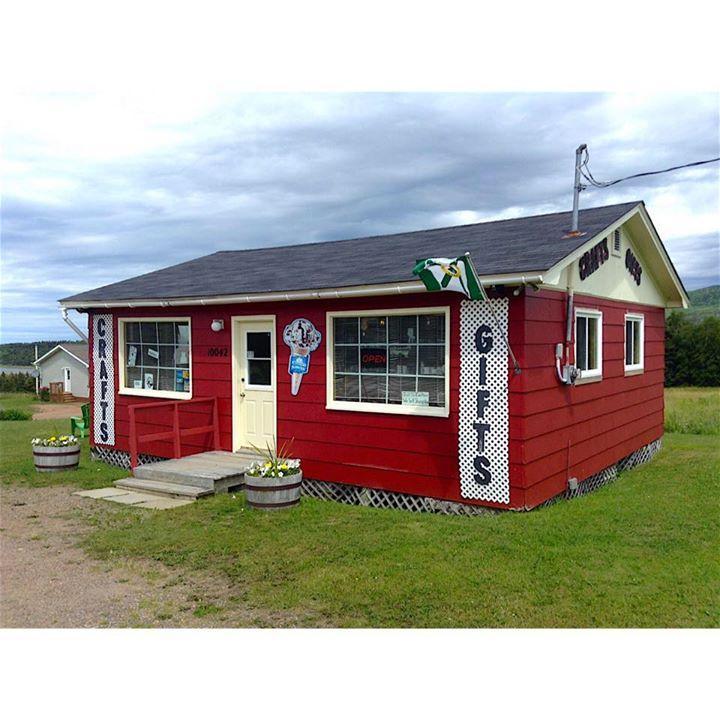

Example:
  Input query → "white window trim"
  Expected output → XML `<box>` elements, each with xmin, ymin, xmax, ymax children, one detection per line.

<box><xmin>575</xmin><ymin>307</ymin><xmax>603</xmax><ymax>380</ymax></box>
<box><xmin>624</xmin><ymin>313</ymin><xmax>645</xmax><ymax>373</ymax></box>
<box><xmin>118</xmin><ymin>317</ymin><xmax>193</xmax><ymax>400</ymax></box>
<box><xmin>325</xmin><ymin>306</ymin><xmax>450</xmax><ymax>418</ymax></box>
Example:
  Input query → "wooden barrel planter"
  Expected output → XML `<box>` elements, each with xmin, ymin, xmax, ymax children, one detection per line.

<box><xmin>33</xmin><ymin>444</ymin><xmax>81</xmax><ymax>472</ymax></box>
<box><xmin>245</xmin><ymin>472</ymin><xmax>302</xmax><ymax>510</ymax></box>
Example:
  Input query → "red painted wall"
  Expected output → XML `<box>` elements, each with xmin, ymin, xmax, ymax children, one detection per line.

<box><xmin>89</xmin><ymin>287</ymin><xmax>664</xmax><ymax>510</ymax></box>
<box><xmin>509</xmin><ymin>289</ymin><xmax>665</xmax><ymax>509</ymax></box>
<box><xmin>91</xmin><ymin>292</ymin><xmax>519</xmax><ymax>509</ymax></box>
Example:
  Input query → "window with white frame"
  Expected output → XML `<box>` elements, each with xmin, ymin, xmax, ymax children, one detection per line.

<box><xmin>575</xmin><ymin>308</ymin><xmax>602</xmax><ymax>379</ymax></box>
<box><xmin>327</xmin><ymin>309</ymin><xmax>449</xmax><ymax>416</ymax></box>
<box><xmin>625</xmin><ymin>314</ymin><xmax>644</xmax><ymax>372</ymax></box>
<box><xmin>120</xmin><ymin>319</ymin><xmax>191</xmax><ymax>397</ymax></box>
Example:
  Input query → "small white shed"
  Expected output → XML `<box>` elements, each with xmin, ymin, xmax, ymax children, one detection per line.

<box><xmin>34</xmin><ymin>343</ymin><xmax>89</xmax><ymax>400</ymax></box>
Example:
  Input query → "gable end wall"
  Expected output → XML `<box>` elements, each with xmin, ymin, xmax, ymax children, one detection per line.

<box><xmin>510</xmin><ymin>288</ymin><xmax>665</xmax><ymax>508</ymax></box>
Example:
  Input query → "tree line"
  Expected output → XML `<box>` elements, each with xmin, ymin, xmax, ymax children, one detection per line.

<box><xmin>0</xmin><ymin>340</ymin><xmax>85</xmax><ymax>366</ymax></box>
<box><xmin>665</xmin><ymin>313</ymin><xmax>720</xmax><ymax>387</ymax></box>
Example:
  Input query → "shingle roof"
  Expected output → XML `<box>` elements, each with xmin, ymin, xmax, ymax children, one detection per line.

<box><xmin>60</xmin><ymin>202</ymin><xmax>640</xmax><ymax>305</ymax></box>
<box><xmin>34</xmin><ymin>343</ymin><xmax>89</xmax><ymax>366</ymax></box>
<box><xmin>60</xmin><ymin>343</ymin><xmax>88</xmax><ymax>363</ymax></box>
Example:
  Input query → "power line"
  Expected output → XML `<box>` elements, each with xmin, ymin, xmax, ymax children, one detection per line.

<box><xmin>578</xmin><ymin>147</ymin><xmax>719</xmax><ymax>189</ymax></box>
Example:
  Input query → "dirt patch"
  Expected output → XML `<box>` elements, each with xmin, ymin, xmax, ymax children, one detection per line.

<box><xmin>0</xmin><ymin>485</ymin><xmax>307</xmax><ymax>628</ymax></box>
<box><xmin>31</xmin><ymin>402</ymin><xmax>85</xmax><ymax>421</ymax></box>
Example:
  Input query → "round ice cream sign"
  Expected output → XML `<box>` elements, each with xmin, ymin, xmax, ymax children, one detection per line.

<box><xmin>283</xmin><ymin>318</ymin><xmax>322</xmax><ymax>396</ymax></box>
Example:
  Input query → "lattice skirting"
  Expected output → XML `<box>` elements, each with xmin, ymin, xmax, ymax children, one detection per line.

<box><xmin>301</xmin><ymin>479</ymin><xmax>499</xmax><ymax>516</ymax></box>
<box><xmin>303</xmin><ymin>438</ymin><xmax>663</xmax><ymax>515</ymax></box>
<box><xmin>535</xmin><ymin>438</ymin><xmax>663</xmax><ymax>510</ymax></box>
<box><xmin>90</xmin><ymin>446</ymin><xmax>167</xmax><ymax>470</ymax></box>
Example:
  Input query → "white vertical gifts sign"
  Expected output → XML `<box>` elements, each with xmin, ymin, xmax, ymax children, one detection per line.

<box><xmin>93</xmin><ymin>313</ymin><xmax>115</xmax><ymax>445</ymax></box>
<box><xmin>458</xmin><ymin>298</ymin><xmax>510</xmax><ymax>504</ymax></box>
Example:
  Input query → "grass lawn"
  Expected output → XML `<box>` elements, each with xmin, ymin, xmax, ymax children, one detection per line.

<box><xmin>1</xmin><ymin>390</ymin><xmax>718</xmax><ymax>627</ymax></box>
<box><xmin>664</xmin><ymin>386</ymin><xmax>719</xmax><ymax>435</ymax></box>
<box><xmin>0</xmin><ymin>393</ymin><xmax>127</xmax><ymax>490</ymax></box>
<box><xmin>0</xmin><ymin>393</ymin><xmax>38</xmax><ymax>412</ymax></box>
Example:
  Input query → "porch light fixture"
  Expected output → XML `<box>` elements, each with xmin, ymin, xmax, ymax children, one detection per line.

<box><xmin>211</xmin><ymin>319</ymin><xmax>225</xmax><ymax>332</ymax></box>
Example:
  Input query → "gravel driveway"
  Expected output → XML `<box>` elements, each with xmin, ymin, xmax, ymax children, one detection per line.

<box><xmin>31</xmin><ymin>402</ymin><xmax>85</xmax><ymax>421</ymax></box>
<box><xmin>0</xmin><ymin>484</ymin><xmax>302</xmax><ymax>627</ymax></box>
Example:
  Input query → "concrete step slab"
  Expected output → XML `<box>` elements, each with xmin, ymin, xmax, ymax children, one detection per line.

<box><xmin>75</xmin><ymin>485</ymin><xmax>195</xmax><ymax>509</ymax></box>
<box><xmin>74</xmin><ymin>487</ymin><xmax>131</xmax><ymax>499</ymax></box>
<box><xmin>102</xmin><ymin>490</ymin><xmax>161</xmax><ymax>505</ymax></box>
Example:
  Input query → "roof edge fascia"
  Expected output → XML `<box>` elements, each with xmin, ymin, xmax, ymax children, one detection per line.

<box><xmin>59</xmin><ymin>272</ymin><xmax>546</xmax><ymax>310</ymax></box>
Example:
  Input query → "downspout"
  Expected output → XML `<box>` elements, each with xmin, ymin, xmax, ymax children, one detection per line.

<box><xmin>556</xmin><ymin>282</ymin><xmax>579</xmax><ymax>385</ymax></box>
<box><xmin>61</xmin><ymin>307</ymin><xmax>89</xmax><ymax>342</ymax></box>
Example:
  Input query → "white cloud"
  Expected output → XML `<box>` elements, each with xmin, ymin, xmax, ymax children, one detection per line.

<box><xmin>1</xmin><ymin>92</ymin><xmax>718</xmax><ymax>341</ymax></box>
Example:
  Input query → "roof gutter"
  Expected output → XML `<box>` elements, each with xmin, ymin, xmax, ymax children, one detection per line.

<box><xmin>59</xmin><ymin>274</ymin><xmax>545</xmax><ymax>310</ymax></box>
<box><xmin>61</xmin><ymin>307</ymin><xmax>89</xmax><ymax>341</ymax></box>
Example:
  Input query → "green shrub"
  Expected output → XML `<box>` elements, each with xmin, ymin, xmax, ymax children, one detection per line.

<box><xmin>666</xmin><ymin>313</ymin><xmax>720</xmax><ymax>387</ymax></box>
<box><xmin>0</xmin><ymin>408</ymin><xmax>32</xmax><ymax>421</ymax></box>
<box><xmin>39</xmin><ymin>386</ymin><xmax>50</xmax><ymax>401</ymax></box>
<box><xmin>0</xmin><ymin>371</ymin><xmax>36</xmax><ymax>393</ymax></box>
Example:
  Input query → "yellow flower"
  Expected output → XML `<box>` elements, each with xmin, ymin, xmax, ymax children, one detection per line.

<box><xmin>49</xmin><ymin>436</ymin><xmax>56</xmax><ymax>441</ymax></box>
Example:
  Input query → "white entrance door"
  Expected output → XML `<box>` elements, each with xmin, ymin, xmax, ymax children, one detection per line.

<box><xmin>235</xmin><ymin>319</ymin><xmax>276</xmax><ymax>449</ymax></box>
<box><xmin>62</xmin><ymin>367</ymin><xmax>71</xmax><ymax>393</ymax></box>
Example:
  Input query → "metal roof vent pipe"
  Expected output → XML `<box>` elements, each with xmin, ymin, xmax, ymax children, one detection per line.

<box><xmin>564</xmin><ymin>144</ymin><xmax>588</xmax><ymax>239</ymax></box>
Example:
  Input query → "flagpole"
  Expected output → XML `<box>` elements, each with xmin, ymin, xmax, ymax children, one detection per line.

<box><xmin>464</xmin><ymin>253</ymin><xmax>521</xmax><ymax>375</ymax></box>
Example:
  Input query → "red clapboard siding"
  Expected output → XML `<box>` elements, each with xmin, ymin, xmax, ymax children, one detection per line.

<box><xmin>510</xmin><ymin>289</ymin><xmax>665</xmax><ymax>508</ymax></box>
<box><xmin>92</xmin><ymin>293</ymin><xmax>486</xmax><ymax>506</ymax></box>
<box><xmin>90</xmin><ymin>283</ymin><xmax>666</xmax><ymax>511</ymax></box>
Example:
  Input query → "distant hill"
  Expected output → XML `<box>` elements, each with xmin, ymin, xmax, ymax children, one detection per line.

<box><xmin>0</xmin><ymin>340</ymin><xmax>86</xmax><ymax>366</ymax></box>
<box><xmin>679</xmin><ymin>285</ymin><xmax>720</xmax><ymax>321</ymax></box>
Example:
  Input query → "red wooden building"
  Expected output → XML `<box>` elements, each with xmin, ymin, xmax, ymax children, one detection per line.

<box><xmin>60</xmin><ymin>201</ymin><xmax>687</xmax><ymax>512</ymax></box>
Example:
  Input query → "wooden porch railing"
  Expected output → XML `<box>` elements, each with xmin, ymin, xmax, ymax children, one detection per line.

<box><xmin>49</xmin><ymin>382</ymin><xmax>65</xmax><ymax>402</ymax></box>
<box><xmin>128</xmin><ymin>396</ymin><xmax>221</xmax><ymax>470</ymax></box>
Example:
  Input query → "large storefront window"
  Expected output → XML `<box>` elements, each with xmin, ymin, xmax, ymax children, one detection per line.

<box><xmin>120</xmin><ymin>319</ymin><xmax>191</xmax><ymax>398</ymax></box>
<box><xmin>327</xmin><ymin>309</ymin><xmax>449</xmax><ymax>417</ymax></box>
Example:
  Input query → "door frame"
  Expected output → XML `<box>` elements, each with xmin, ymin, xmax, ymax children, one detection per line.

<box><xmin>231</xmin><ymin>314</ymin><xmax>277</xmax><ymax>451</ymax></box>
<box><xmin>62</xmin><ymin>366</ymin><xmax>71</xmax><ymax>393</ymax></box>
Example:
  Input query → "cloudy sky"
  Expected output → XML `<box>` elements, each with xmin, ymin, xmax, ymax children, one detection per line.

<box><xmin>2</xmin><ymin>92</ymin><xmax>718</xmax><ymax>342</ymax></box>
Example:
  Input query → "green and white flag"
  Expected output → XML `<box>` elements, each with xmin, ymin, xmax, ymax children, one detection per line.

<box><xmin>412</xmin><ymin>255</ymin><xmax>487</xmax><ymax>301</ymax></box>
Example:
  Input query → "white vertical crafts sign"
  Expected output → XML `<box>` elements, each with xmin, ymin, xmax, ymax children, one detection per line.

<box><xmin>92</xmin><ymin>314</ymin><xmax>115</xmax><ymax>445</ymax></box>
<box><xmin>459</xmin><ymin>298</ymin><xmax>510</xmax><ymax>504</ymax></box>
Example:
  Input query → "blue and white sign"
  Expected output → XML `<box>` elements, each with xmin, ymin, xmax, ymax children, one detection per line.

<box><xmin>93</xmin><ymin>313</ymin><xmax>115</xmax><ymax>445</ymax></box>
<box><xmin>289</xmin><ymin>354</ymin><xmax>310</xmax><ymax>374</ymax></box>
<box><xmin>283</xmin><ymin>318</ymin><xmax>322</xmax><ymax>396</ymax></box>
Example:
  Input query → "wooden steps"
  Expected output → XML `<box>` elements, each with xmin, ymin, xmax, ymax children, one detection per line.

<box><xmin>114</xmin><ymin>477</ymin><xmax>213</xmax><ymax>499</ymax></box>
<box><xmin>114</xmin><ymin>450</ymin><xmax>261</xmax><ymax>498</ymax></box>
<box><xmin>51</xmin><ymin>392</ymin><xmax>84</xmax><ymax>403</ymax></box>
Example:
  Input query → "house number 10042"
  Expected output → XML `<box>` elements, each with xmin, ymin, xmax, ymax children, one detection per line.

<box><xmin>207</xmin><ymin>347</ymin><xmax>228</xmax><ymax>357</ymax></box>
